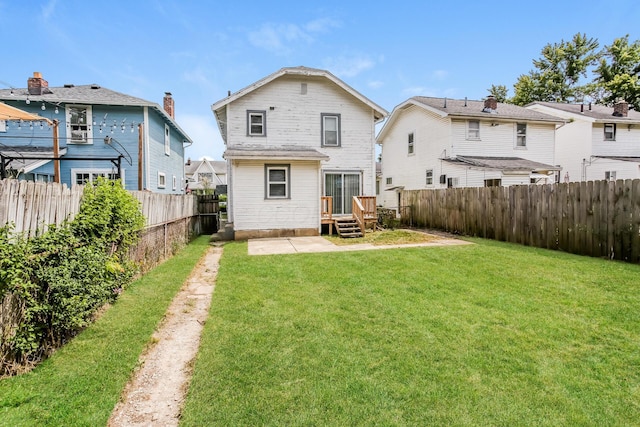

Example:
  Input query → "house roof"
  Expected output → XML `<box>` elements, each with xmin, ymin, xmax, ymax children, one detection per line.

<box><xmin>377</xmin><ymin>96</ymin><xmax>563</xmax><ymax>143</ymax></box>
<box><xmin>528</xmin><ymin>101</ymin><xmax>640</xmax><ymax>123</ymax></box>
<box><xmin>211</xmin><ymin>66</ymin><xmax>388</xmax><ymax>143</ymax></box>
<box><xmin>224</xmin><ymin>145</ymin><xmax>330</xmax><ymax>161</ymax></box>
<box><xmin>0</xmin><ymin>102</ymin><xmax>53</xmax><ymax>124</ymax></box>
<box><xmin>444</xmin><ymin>156</ymin><xmax>561</xmax><ymax>172</ymax></box>
<box><xmin>185</xmin><ymin>159</ymin><xmax>227</xmax><ymax>175</ymax></box>
<box><xmin>0</xmin><ymin>85</ymin><xmax>192</xmax><ymax>143</ymax></box>
<box><xmin>0</xmin><ymin>145</ymin><xmax>67</xmax><ymax>173</ymax></box>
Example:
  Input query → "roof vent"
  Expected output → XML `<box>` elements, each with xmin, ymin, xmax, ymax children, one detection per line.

<box><xmin>90</xmin><ymin>84</ymin><xmax>100</xmax><ymax>89</ymax></box>
<box><xmin>64</xmin><ymin>84</ymin><xmax>75</xmax><ymax>88</ymax></box>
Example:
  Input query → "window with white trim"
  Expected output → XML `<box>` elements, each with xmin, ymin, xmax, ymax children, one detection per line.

<box><xmin>516</xmin><ymin>123</ymin><xmax>527</xmax><ymax>147</ymax></box>
<box><xmin>605</xmin><ymin>171</ymin><xmax>617</xmax><ymax>181</ymax></box>
<box><xmin>72</xmin><ymin>169</ymin><xmax>120</xmax><ymax>186</ymax></box>
<box><xmin>426</xmin><ymin>169</ymin><xmax>433</xmax><ymax>185</ymax></box>
<box><xmin>247</xmin><ymin>110</ymin><xmax>266</xmax><ymax>136</ymax></box>
<box><xmin>67</xmin><ymin>105</ymin><xmax>92</xmax><ymax>143</ymax></box>
<box><xmin>321</xmin><ymin>113</ymin><xmax>341</xmax><ymax>146</ymax></box>
<box><xmin>164</xmin><ymin>124</ymin><xmax>170</xmax><ymax>155</ymax></box>
<box><xmin>265</xmin><ymin>164</ymin><xmax>289</xmax><ymax>199</ymax></box>
<box><xmin>408</xmin><ymin>132</ymin><xmax>414</xmax><ymax>154</ymax></box>
<box><xmin>0</xmin><ymin>120</ymin><xmax>6</xmax><ymax>132</ymax></box>
<box><xmin>386</xmin><ymin>177</ymin><xmax>392</xmax><ymax>185</ymax></box>
<box><xmin>158</xmin><ymin>172</ymin><xmax>166</xmax><ymax>189</ymax></box>
<box><xmin>604</xmin><ymin>123</ymin><xmax>616</xmax><ymax>141</ymax></box>
<box><xmin>172</xmin><ymin>175</ymin><xmax>177</xmax><ymax>190</ymax></box>
<box><xmin>467</xmin><ymin>120</ymin><xmax>480</xmax><ymax>139</ymax></box>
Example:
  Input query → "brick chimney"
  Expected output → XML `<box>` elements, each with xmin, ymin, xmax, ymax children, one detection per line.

<box><xmin>163</xmin><ymin>92</ymin><xmax>175</xmax><ymax>119</ymax></box>
<box><xmin>613</xmin><ymin>100</ymin><xmax>629</xmax><ymax>117</ymax></box>
<box><xmin>28</xmin><ymin>71</ymin><xmax>49</xmax><ymax>95</ymax></box>
<box><xmin>483</xmin><ymin>95</ymin><xmax>498</xmax><ymax>111</ymax></box>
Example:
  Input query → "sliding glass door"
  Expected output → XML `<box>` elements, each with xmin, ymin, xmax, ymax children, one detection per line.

<box><xmin>324</xmin><ymin>172</ymin><xmax>361</xmax><ymax>215</ymax></box>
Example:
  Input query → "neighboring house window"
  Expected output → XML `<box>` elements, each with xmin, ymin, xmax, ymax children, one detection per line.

<box><xmin>604</xmin><ymin>123</ymin><xmax>616</xmax><ymax>141</ymax></box>
<box><xmin>247</xmin><ymin>110</ymin><xmax>266</xmax><ymax>136</ymax></box>
<box><xmin>0</xmin><ymin>120</ymin><xmax>6</xmax><ymax>132</ymax></box>
<box><xmin>605</xmin><ymin>171</ymin><xmax>617</xmax><ymax>181</ymax></box>
<box><xmin>172</xmin><ymin>175</ymin><xmax>177</xmax><ymax>191</ymax></box>
<box><xmin>198</xmin><ymin>172</ymin><xmax>213</xmax><ymax>182</ymax></box>
<box><xmin>485</xmin><ymin>178</ymin><xmax>502</xmax><ymax>187</ymax></box>
<box><xmin>164</xmin><ymin>124</ymin><xmax>170</xmax><ymax>155</ymax></box>
<box><xmin>408</xmin><ymin>132</ymin><xmax>414</xmax><ymax>154</ymax></box>
<box><xmin>426</xmin><ymin>169</ymin><xmax>433</xmax><ymax>185</ymax></box>
<box><xmin>265</xmin><ymin>164</ymin><xmax>290</xmax><ymax>199</ymax></box>
<box><xmin>321</xmin><ymin>113</ymin><xmax>341</xmax><ymax>146</ymax></box>
<box><xmin>67</xmin><ymin>105</ymin><xmax>92</xmax><ymax>143</ymax></box>
<box><xmin>516</xmin><ymin>123</ymin><xmax>527</xmax><ymax>147</ymax></box>
<box><xmin>73</xmin><ymin>169</ymin><xmax>120</xmax><ymax>186</ymax></box>
<box><xmin>447</xmin><ymin>177</ymin><xmax>459</xmax><ymax>188</ymax></box>
<box><xmin>467</xmin><ymin>120</ymin><xmax>480</xmax><ymax>139</ymax></box>
<box><xmin>376</xmin><ymin>179</ymin><xmax>380</xmax><ymax>195</ymax></box>
<box><xmin>386</xmin><ymin>177</ymin><xmax>393</xmax><ymax>185</ymax></box>
<box><xmin>158</xmin><ymin>172</ymin><xmax>166</xmax><ymax>189</ymax></box>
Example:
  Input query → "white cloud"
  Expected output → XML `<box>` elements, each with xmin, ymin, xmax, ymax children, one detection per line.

<box><xmin>40</xmin><ymin>0</ymin><xmax>57</xmax><ymax>21</ymax></box>
<box><xmin>368</xmin><ymin>80</ymin><xmax>384</xmax><ymax>89</ymax></box>
<box><xmin>248</xmin><ymin>17</ymin><xmax>340</xmax><ymax>55</ymax></box>
<box><xmin>432</xmin><ymin>69</ymin><xmax>448</xmax><ymax>80</ymax></box>
<box><xmin>304</xmin><ymin>17</ymin><xmax>340</xmax><ymax>33</ymax></box>
<box><xmin>323</xmin><ymin>54</ymin><xmax>376</xmax><ymax>78</ymax></box>
<box><xmin>182</xmin><ymin>67</ymin><xmax>216</xmax><ymax>90</ymax></box>
<box><xmin>178</xmin><ymin>113</ymin><xmax>225</xmax><ymax>161</ymax></box>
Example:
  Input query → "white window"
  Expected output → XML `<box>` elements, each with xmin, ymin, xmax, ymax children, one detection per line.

<box><xmin>265</xmin><ymin>165</ymin><xmax>289</xmax><ymax>199</ymax></box>
<box><xmin>604</xmin><ymin>123</ymin><xmax>616</xmax><ymax>141</ymax></box>
<box><xmin>485</xmin><ymin>178</ymin><xmax>502</xmax><ymax>187</ymax></box>
<box><xmin>426</xmin><ymin>169</ymin><xmax>433</xmax><ymax>185</ymax></box>
<box><xmin>247</xmin><ymin>110</ymin><xmax>266</xmax><ymax>136</ymax></box>
<box><xmin>0</xmin><ymin>120</ymin><xmax>6</xmax><ymax>132</ymax></box>
<box><xmin>198</xmin><ymin>172</ymin><xmax>213</xmax><ymax>182</ymax></box>
<box><xmin>605</xmin><ymin>171</ymin><xmax>617</xmax><ymax>181</ymax></box>
<box><xmin>164</xmin><ymin>124</ymin><xmax>170</xmax><ymax>155</ymax></box>
<box><xmin>386</xmin><ymin>177</ymin><xmax>393</xmax><ymax>185</ymax></box>
<box><xmin>158</xmin><ymin>172</ymin><xmax>166</xmax><ymax>189</ymax></box>
<box><xmin>321</xmin><ymin>113</ymin><xmax>340</xmax><ymax>146</ymax></box>
<box><xmin>67</xmin><ymin>105</ymin><xmax>92</xmax><ymax>143</ymax></box>
<box><xmin>72</xmin><ymin>168</ymin><xmax>121</xmax><ymax>186</ymax></box>
<box><xmin>172</xmin><ymin>175</ymin><xmax>177</xmax><ymax>190</ymax></box>
<box><xmin>467</xmin><ymin>120</ymin><xmax>480</xmax><ymax>139</ymax></box>
<box><xmin>516</xmin><ymin>123</ymin><xmax>527</xmax><ymax>147</ymax></box>
<box><xmin>408</xmin><ymin>132</ymin><xmax>414</xmax><ymax>154</ymax></box>
<box><xmin>447</xmin><ymin>177</ymin><xmax>459</xmax><ymax>188</ymax></box>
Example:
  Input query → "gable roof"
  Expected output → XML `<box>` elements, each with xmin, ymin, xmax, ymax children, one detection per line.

<box><xmin>0</xmin><ymin>102</ymin><xmax>53</xmax><ymax>124</ymax></box>
<box><xmin>378</xmin><ymin>96</ymin><xmax>563</xmax><ymax>142</ymax></box>
<box><xmin>0</xmin><ymin>85</ymin><xmax>192</xmax><ymax>143</ymax></box>
<box><xmin>528</xmin><ymin>101</ymin><xmax>640</xmax><ymax>123</ymax></box>
<box><xmin>211</xmin><ymin>66</ymin><xmax>388</xmax><ymax>143</ymax></box>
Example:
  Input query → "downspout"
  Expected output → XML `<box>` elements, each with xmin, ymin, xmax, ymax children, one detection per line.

<box><xmin>143</xmin><ymin>107</ymin><xmax>150</xmax><ymax>190</ymax></box>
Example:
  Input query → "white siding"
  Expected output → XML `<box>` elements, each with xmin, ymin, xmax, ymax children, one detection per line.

<box><xmin>584</xmin><ymin>158</ymin><xmax>640</xmax><ymax>181</ymax></box>
<box><xmin>231</xmin><ymin>159</ymin><xmax>320</xmax><ymax>231</ymax></box>
<box><xmin>592</xmin><ymin>123</ymin><xmax>640</xmax><ymax>157</ymax></box>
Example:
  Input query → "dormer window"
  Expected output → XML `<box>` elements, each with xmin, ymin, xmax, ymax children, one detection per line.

<box><xmin>247</xmin><ymin>110</ymin><xmax>266</xmax><ymax>136</ymax></box>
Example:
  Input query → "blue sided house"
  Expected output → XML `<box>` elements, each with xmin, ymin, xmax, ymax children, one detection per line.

<box><xmin>0</xmin><ymin>72</ymin><xmax>192</xmax><ymax>193</ymax></box>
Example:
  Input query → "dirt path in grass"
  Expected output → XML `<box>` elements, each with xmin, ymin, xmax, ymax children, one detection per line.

<box><xmin>108</xmin><ymin>245</ymin><xmax>222</xmax><ymax>427</ymax></box>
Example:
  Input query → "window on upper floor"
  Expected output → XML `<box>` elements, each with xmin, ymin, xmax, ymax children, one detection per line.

<box><xmin>265</xmin><ymin>164</ymin><xmax>290</xmax><ymax>199</ymax></box>
<box><xmin>408</xmin><ymin>132</ymin><xmax>414</xmax><ymax>154</ymax></box>
<box><xmin>247</xmin><ymin>110</ymin><xmax>266</xmax><ymax>136</ymax></box>
<box><xmin>67</xmin><ymin>105</ymin><xmax>92</xmax><ymax>143</ymax></box>
<box><xmin>604</xmin><ymin>123</ymin><xmax>616</xmax><ymax>141</ymax></box>
<box><xmin>164</xmin><ymin>124</ymin><xmax>171</xmax><ymax>155</ymax></box>
<box><xmin>0</xmin><ymin>120</ymin><xmax>6</xmax><ymax>132</ymax></box>
<box><xmin>321</xmin><ymin>113</ymin><xmax>341</xmax><ymax>147</ymax></box>
<box><xmin>516</xmin><ymin>123</ymin><xmax>527</xmax><ymax>147</ymax></box>
<box><xmin>386</xmin><ymin>177</ymin><xmax>393</xmax><ymax>185</ymax></box>
<box><xmin>467</xmin><ymin>120</ymin><xmax>480</xmax><ymax>139</ymax></box>
<box><xmin>198</xmin><ymin>172</ymin><xmax>213</xmax><ymax>182</ymax></box>
<box><xmin>426</xmin><ymin>169</ymin><xmax>433</xmax><ymax>185</ymax></box>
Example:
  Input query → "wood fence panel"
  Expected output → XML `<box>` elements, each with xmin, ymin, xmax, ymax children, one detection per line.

<box><xmin>403</xmin><ymin>179</ymin><xmax>640</xmax><ymax>265</ymax></box>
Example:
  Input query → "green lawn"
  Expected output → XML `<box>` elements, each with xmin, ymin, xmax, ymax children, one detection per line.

<box><xmin>0</xmin><ymin>236</ymin><xmax>211</xmax><ymax>427</ymax></box>
<box><xmin>181</xmin><ymin>239</ymin><xmax>640</xmax><ymax>426</ymax></box>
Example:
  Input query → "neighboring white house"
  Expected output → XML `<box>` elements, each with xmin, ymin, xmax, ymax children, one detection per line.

<box><xmin>211</xmin><ymin>66</ymin><xmax>387</xmax><ymax>239</ymax></box>
<box><xmin>376</xmin><ymin>96</ymin><xmax>564</xmax><ymax>212</ymax></box>
<box><xmin>527</xmin><ymin>100</ymin><xmax>640</xmax><ymax>182</ymax></box>
<box><xmin>185</xmin><ymin>158</ymin><xmax>227</xmax><ymax>192</ymax></box>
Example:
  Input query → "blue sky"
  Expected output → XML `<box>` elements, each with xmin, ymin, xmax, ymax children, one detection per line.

<box><xmin>1</xmin><ymin>0</ymin><xmax>638</xmax><ymax>161</ymax></box>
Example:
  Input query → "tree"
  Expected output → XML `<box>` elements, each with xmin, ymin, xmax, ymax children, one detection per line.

<box><xmin>510</xmin><ymin>33</ymin><xmax>600</xmax><ymax>105</ymax></box>
<box><xmin>594</xmin><ymin>35</ymin><xmax>640</xmax><ymax>110</ymax></box>
<box><xmin>487</xmin><ymin>84</ymin><xmax>508</xmax><ymax>103</ymax></box>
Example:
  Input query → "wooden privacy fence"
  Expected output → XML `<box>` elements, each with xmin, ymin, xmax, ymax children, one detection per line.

<box><xmin>402</xmin><ymin>179</ymin><xmax>640</xmax><ymax>263</ymax></box>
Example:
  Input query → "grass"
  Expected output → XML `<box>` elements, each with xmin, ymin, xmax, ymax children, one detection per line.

<box><xmin>324</xmin><ymin>228</ymin><xmax>441</xmax><ymax>246</ymax></box>
<box><xmin>0</xmin><ymin>236</ymin><xmax>211</xmax><ymax>427</ymax></box>
<box><xmin>181</xmin><ymin>238</ymin><xmax>640</xmax><ymax>426</ymax></box>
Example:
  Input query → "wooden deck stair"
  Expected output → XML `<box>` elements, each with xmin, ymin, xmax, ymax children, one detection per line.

<box><xmin>334</xmin><ymin>217</ymin><xmax>363</xmax><ymax>238</ymax></box>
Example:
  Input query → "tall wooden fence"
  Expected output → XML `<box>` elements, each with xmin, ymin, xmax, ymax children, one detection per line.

<box><xmin>401</xmin><ymin>179</ymin><xmax>640</xmax><ymax>263</ymax></box>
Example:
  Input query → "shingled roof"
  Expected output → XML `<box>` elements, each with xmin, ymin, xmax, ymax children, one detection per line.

<box><xmin>529</xmin><ymin>101</ymin><xmax>640</xmax><ymax>122</ymax></box>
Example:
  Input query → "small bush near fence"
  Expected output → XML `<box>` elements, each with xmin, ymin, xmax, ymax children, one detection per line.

<box><xmin>401</xmin><ymin>179</ymin><xmax>640</xmax><ymax>263</ymax></box>
<box><xmin>0</xmin><ymin>178</ymin><xmax>145</xmax><ymax>376</ymax></box>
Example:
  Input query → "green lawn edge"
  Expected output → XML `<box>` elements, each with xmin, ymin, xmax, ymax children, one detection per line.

<box><xmin>181</xmin><ymin>238</ymin><xmax>640</xmax><ymax>426</ymax></box>
<box><xmin>0</xmin><ymin>235</ymin><xmax>211</xmax><ymax>427</ymax></box>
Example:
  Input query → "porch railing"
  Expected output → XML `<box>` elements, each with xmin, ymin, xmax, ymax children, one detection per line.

<box><xmin>321</xmin><ymin>196</ymin><xmax>333</xmax><ymax>221</ymax></box>
<box><xmin>352</xmin><ymin>196</ymin><xmax>366</xmax><ymax>236</ymax></box>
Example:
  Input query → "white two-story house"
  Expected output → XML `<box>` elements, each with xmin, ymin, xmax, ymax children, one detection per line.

<box><xmin>211</xmin><ymin>66</ymin><xmax>387</xmax><ymax>239</ymax></box>
<box><xmin>527</xmin><ymin>101</ymin><xmax>640</xmax><ymax>182</ymax></box>
<box><xmin>377</xmin><ymin>96</ymin><xmax>563</xmax><ymax>211</ymax></box>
